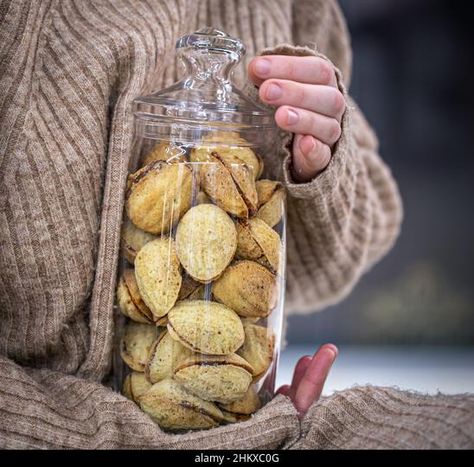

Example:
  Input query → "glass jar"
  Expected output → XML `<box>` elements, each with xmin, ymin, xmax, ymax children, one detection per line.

<box><xmin>113</xmin><ymin>28</ymin><xmax>286</xmax><ymax>432</ymax></box>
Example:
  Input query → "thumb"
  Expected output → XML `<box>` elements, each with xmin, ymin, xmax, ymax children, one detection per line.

<box><xmin>291</xmin><ymin>134</ymin><xmax>331</xmax><ymax>183</ymax></box>
<box><xmin>293</xmin><ymin>344</ymin><xmax>338</xmax><ymax>418</ymax></box>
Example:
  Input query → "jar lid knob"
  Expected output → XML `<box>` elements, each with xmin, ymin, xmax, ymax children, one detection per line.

<box><xmin>176</xmin><ymin>27</ymin><xmax>245</xmax><ymax>59</ymax></box>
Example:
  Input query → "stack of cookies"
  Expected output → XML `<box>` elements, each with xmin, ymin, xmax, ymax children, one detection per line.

<box><xmin>116</xmin><ymin>137</ymin><xmax>285</xmax><ymax>431</ymax></box>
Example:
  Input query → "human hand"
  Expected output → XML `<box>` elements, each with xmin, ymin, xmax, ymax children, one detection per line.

<box><xmin>276</xmin><ymin>344</ymin><xmax>338</xmax><ymax>418</ymax></box>
<box><xmin>248</xmin><ymin>56</ymin><xmax>345</xmax><ymax>183</ymax></box>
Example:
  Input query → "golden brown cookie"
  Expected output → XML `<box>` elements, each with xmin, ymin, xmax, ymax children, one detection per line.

<box><xmin>236</xmin><ymin>218</ymin><xmax>282</xmax><ymax>273</ymax></box>
<box><xmin>219</xmin><ymin>385</ymin><xmax>261</xmax><ymax>415</ymax></box>
<box><xmin>145</xmin><ymin>331</ymin><xmax>192</xmax><ymax>384</ymax></box>
<box><xmin>229</xmin><ymin>147</ymin><xmax>263</xmax><ymax>180</ymax></box>
<box><xmin>134</xmin><ymin>237</ymin><xmax>182</xmax><ymax>319</ymax></box>
<box><xmin>139</xmin><ymin>378</ymin><xmax>223</xmax><ymax>431</ymax></box>
<box><xmin>140</xmin><ymin>141</ymin><xmax>187</xmax><ymax>166</ymax></box>
<box><xmin>120</xmin><ymin>218</ymin><xmax>157</xmax><ymax>264</ymax></box>
<box><xmin>120</xmin><ymin>322</ymin><xmax>159</xmax><ymax>372</ymax></box>
<box><xmin>174</xmin><ymin>353</ymin><xmax>254</xmax><ymax>404</ymax></box>
<box><xmin>190</xmin><ymin>148</ymin><xmax>249</xmax><ymax>218</ymax></box>
<box><xmin>212</xmin><ymin>260</ymin><xmax>278</xmax><ymax>318</ymax></box>
<box><xmin>121</xmin><ymin>269</ymin><xmax>154</xmax><ymax>321</ymax></box>
<box><xmin>175</xmin><ymin>204</ymin><xmax>237</xmax><ymax>282</ymax></box>
<box><xmin>215</xmin><ymin>151</ymin><xmax>258</xmax><ymax>214</ymax></box>
<box><xmin>116</xmin><ymin>272</ymin><xmax>153</xmax><ymax>324</ymax></box>
<box><xmin>122</xmin><ymin>372</ymin><xmax>152</xmax><ymax>402</ymax></box>
<box><xmin>255</xmin><ymin>180</ymin><xmax>285</xmax><ymax>227</ymax></box>
<box><xmin>197</xmin><ymin>135</ymin><xmax>263</xmax><ymax>180</ymax></box>
<box><xmin>167</xmin><ymin>300</ymin><xmax>244</xmax><ymax>355</ymax></box>
<box><xmin>237</xmin><ymin>323</ymin><xmax>275</xmax><ymax>380</ymax></box>
<box><xmin>125</xmin><ymin>160</ymin><xmax>192</xmax><ymax>235</ymax></box>
<box><xmin>190</xmin><ymin>144</ymin><xmax>260</xmax><ymax>218</ymax></box>
<box><xmin>218</xmin><ymin>145</ymin><xmax>262</xmax><ymax>180</ymax></box>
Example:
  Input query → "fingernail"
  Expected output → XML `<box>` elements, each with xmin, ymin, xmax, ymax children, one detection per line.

<box><xmin>299</xmin><ymin>135</ymin><xmax>316</xmax><ymax>156</ymax></box>
<box><xmin>286</xmin><ymin>109</ymin><xmax>299</xmax><ymax>125</ymax></box>
<box><xmin>254</xmin><ymin>58</ymin><xmax>271</xmax><ymax>76</ymax></box>
<box><xmin>325</xmin><ymin>344</ymin><xmax>339</xmax><ymax>358</ymax></box>
<box><xmin>265</xmin><ymin>83</ymin><xmax>282</xmax><ymax>101</ymax></box>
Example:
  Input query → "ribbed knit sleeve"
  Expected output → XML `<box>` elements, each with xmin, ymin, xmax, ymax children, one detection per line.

<box><xmin>255</xmin><ymin>2</ymin><xmax>403</xmax><ymax>315</ymax></box>
<box><xmin>295</xmin><ymin>386</ymin><xmax>474</xmax><ymax>449</ymax></box>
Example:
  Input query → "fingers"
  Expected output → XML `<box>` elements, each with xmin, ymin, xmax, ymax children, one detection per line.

<box><xmin>291</xmin><ymin>135</ymin><xmax>331</xmax><ymax>183</ymax></box>
<box><xmin>291</xmin><ymin>356</ymin><xmax>312</xmax><ymax>388</ymax></box>
<box><xmin>293</xmin><ymin>344</ymin><xmax>338</xmax><ymax>418</ymax></box>
<box><xmin>260</xmin><ymin>80</ymin><xmax>345</xmax><ymax>121</ymax></box>
<box><xmin>248</xmin><ymin>55</ymin><xmax>338</xmax><ymax>87</ymax></box>
<box><xmin>246</xmin><ymin>55</ymin><xmax>344</xmax><ymax>181</ymax></box>
<box><xmin>275</xmin><ymin>106</ymin><xmax>341</xmax><ymax>146</ymax></box>
<box><xmin>287</xmin><ymin>355</ymin><xmax>312</xmax><ymax>398</ymax></box>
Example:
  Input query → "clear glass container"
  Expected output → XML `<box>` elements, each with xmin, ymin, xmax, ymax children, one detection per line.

<box><xmin>113</xmin><ymin>28</ymin><xmax>286</xmax><ymax>432</ymax></box>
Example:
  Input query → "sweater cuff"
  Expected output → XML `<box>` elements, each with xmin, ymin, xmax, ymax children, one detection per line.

<box><xmin>297</xmin><ymin>385</ymin><xmax>474</xmax><ymax>449</ymax></box>
<box><xmin>246</xmin><ymin>44</ymin><xmax>353</xmax><ymax>200</ymax></box>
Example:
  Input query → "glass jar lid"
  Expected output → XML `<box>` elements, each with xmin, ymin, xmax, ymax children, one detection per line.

<box><xmin>133</xmin><ymin>28</ymin><xmax>276</xmax><ymax>146</ymax></box>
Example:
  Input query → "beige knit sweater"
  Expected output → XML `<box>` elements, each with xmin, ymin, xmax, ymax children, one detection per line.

<box><xmin>0</xmin><ymin>0</ymin><xmax>472</xmax><ymax>449</ymax></box>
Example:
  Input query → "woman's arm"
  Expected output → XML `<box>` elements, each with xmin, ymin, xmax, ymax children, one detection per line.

<box><xmin>249</xmin><ymin>0</ymin><xmax>403</xmax><ymax>315</ymax></box>
<box><xmin>0</xmin><ymin>356</ymin><xmax>298</xmax><ymax>448</ymax></box>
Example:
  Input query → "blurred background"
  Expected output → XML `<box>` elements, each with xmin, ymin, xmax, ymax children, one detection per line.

<box><xmin>279</xmin><ymin>0</ymin><xmax>474</xmax><ymax>394</ymax></box>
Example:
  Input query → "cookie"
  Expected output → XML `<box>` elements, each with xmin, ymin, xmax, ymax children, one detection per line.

<box><xmin>190</xmin><ymin>147</ymin><xmax>258</xmax><ymax>218</ymax></box>
<box><xmin>167</xmin><ymin>300</ymin><xmax>244</xmax><ymax>355</ymax></box>
<box><xmin>139</xmin><ymin>378</ymin><xmax>223</xmax><ymax>431</ymax></box>
<box><xmin>126</xmin><ymin>160</ymin><xmax>192</xmax><ymax>234</ymax></box>
<box><xmin>212</xmin><ymin>260</ymin><xmax>278</xmax><ymax>318</ymax></box>
<box><xmin>116</xmin><ymin>271</ymin><xmax>153</xmax><ymax>324</ymax></box>
<box><xmin>122</xmin><ymin>372</ymin><xmax>152</xmax><ymax>402</ymax></box>
<box><xmin>174</xmin><ymin>353</ymin><xmax>254</xmax><ymax>404</ymax></box>
<box><xmin>219</xmin><ymin>385</ymin><xmax>261</xmax><ymax>415</ymax></box>
<box><xmin>237</xmin><ymin>323</ymin><xmax>275</xmax><ymax>380</ymax></box>
<box><xmin>145</xmin><ymin>331</ymin><xmax>192</xmax><ymax>384</ymax></box>
<box><xmin>141</xmin><ymin>141</ymin><xmax>187</xmax><ymax>166</ymax></box>
<box><xmin>120</xmin><ymin>322</ymin><xmax>159</xmax><ymax>372</ymax></box>
<box><xmin>135</xmin><ymin>237</ymin><xmax>182</xmax><ymax>319</ymax></box>
<box><xmin>255</xmin><ymin>180</ymin><xmax>285</xmax><ymax>227</ymax></box>
<box><xmin>175</xmin><ymin>204</ymin><xmax>237</xmax><ymax>282</ymax></box>
<box><xmin>120</xmin><ymin>218</ymin><xmax>157</xmax><ymax>264</ymax></box>
<box><xmin>236</xmin><ymin>218</ymin><xmax>282</xmax><ymax>273</ymax></box>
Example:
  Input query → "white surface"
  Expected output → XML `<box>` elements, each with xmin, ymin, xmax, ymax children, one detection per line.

<box><xmin>276</xmin><ymin>345</ymin><xmax>474</xmax><ymax>395</ymax></box>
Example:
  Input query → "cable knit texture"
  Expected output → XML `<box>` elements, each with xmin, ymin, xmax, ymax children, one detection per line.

<box><xmin>0</xmin><ymin>0</ymin><xmax>471</xmax><ymax>449</ymax></box>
